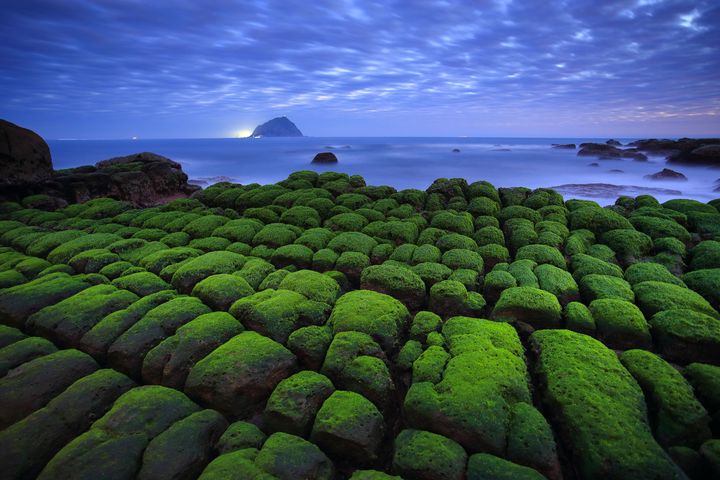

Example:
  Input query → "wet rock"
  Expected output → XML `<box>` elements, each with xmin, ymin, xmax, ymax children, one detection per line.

<box><xmin>452</xmin><ymin>148</ymin><xmax>461</xmax><ymax>153</ymax></box>
<box><xmin>644</xmin><ymin>168</ymin><xmax>688</xmax><ymax>181</ymax></box>
<box><xmin>606</xmin><ymin>139</ymin><xmax>622</xmax><ymax>146</ymax></box>
<box><xmin>577</xmin><ymin>143</ymin><xmax>647</xmax><ymax>161</ymax></box>
<box><xmin>669</xmin><ymin>144</ymin><xmax>720</xmax><ymax>167</ymax></box>
<box><xmin>588</xmin><ymin>162</ymin><xmax>599</xmax><ymax>167</ymax></box>
<box><xmin>552</xmin><ymin>143</ymin><xmax>576</xmax><ymax>149</ymax></box>
<box><xmin>312</xmin><ymin>152</ymin><xmax>339</xmax><ymax>164</ymax></box>
<box><xmin>608</xmin><ymin>169</ymin><xmax>624</xmax><ymax>173</ymax></box>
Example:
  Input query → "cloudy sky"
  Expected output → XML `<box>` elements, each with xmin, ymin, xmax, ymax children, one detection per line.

<box><xmin>1</xmin><ymin>0</ymin><xmax>718</xmax><ymax>138</ymax></box>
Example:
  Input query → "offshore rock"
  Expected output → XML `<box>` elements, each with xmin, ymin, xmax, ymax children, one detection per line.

<box><xmin>312</xmin><ymin>152</ymin><xmax>339</xmax><ymax>164</ymax></box>
<box><xmin>250</xmin><ymin>116</ymin><xmax>303</xmax><ymax>137</ymax></box>
<box><xmin>644</xmin><ymin>168</ymin><xmax>688</xmax><ymax>181</ymax></box>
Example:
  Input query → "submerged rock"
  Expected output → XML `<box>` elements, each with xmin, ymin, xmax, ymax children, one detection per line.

<box><xmin>606</xmin><ymin>139</ymin><xmax>622</xmax><ymax>146</ymax></box>
<box><xmin>250</xmin><ymin>116</ymin><xmax>303</xmax><ymax>137</ymax></box>
<box><xmin>552</xmin><ymin>143</ymin><xmax>576</xmax><ymax>149</ymax></box>
<box><xmin>312</xmin><ymin>152</ymin><xmax>338</xmax><ymax>164</ymax></box>
<box><xmin>452</xmin><ymin>148</ymin><xmax>461</xmax><ymax>153</ymax></box>
<box><xmin>669</xmin><ymin>144</ymin><xmax>720</xmax><ymax>167</ymax></box>
<box><xmin>645</xmin><ymin>168</ymin><xmax>688</xmax><ymax>181</ymax></box>
<box><xmin>577</xmin><ymin>143</ymin><xmax>647</xmax><ymax>161</ymax></box>
<box><xmin>0</xmin><ymin>119</ymin><xmax>53</xmax><ymax>186</ymax></box>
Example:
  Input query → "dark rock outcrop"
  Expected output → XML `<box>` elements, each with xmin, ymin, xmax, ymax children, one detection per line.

<box><xmin>552</xmin><ymin>144</ymin><xmax>576</xmax><ymax>149</ymax></box>
<box><xmin>577</xmin><ymin>143</ymin><xmax>647</xmax><ymax>161</ymax></box>
<box><xmin>250</xmin><ymin>116</ymin><xmax>303</xmax><ymax>137</ymax></box>
<box><xmin>452</xmin><ymin>148</ymin><xmax>461</xmax><ymax>153</ymax></box>
<box><xmin>608</xmin><ymin>169</ymin><xmax>624</xmax><ymax>174</ymax></box>
<box><xmin>644</xmin><ymin>168</ymin><xmax>688</xmax><ymax>181</ymax></box>
<box><xmin>0</xmin><ymin>119</ymin><xmax>53</xmax><ymax>186</ymax></box>
<box><xmin>311</xmin><ymin>152</ymin><xmax>338</xmax><ymax>164</ymax></box>
<box><xmin>630</xmin><ymin>138</ymin><xmax>720</xmax><ymax>166</ymax></box>
<box><xmin>588</xmin><ymin>163</ymin><xmax>600</xmax><ymax>167</ymax></box>
<box><xmin>606</xmin><ymin>139</ymin><xmax>622</xmax><ymax>146</ymax></box>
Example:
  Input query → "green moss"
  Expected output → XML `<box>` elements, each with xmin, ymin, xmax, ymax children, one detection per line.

<box><xmin>313</xmin><ymin>248</ymin><xmax>339</xmax><ymax>271</ymax></box>
<box><xmin>530</xmin><ymin>329</ymin><xmax>685</xmax><ymax>480</ymax></box>
<box><xmin>46</xmin><ymin>233</ymin><xmax>122</xmax><ymax>264</ymax></box>
<box><xmin>25</xmin><ymin>230</ymin><xmax>85</xmax><ymax>258</ymax></box>
<box><xmin>230</xmin><ymin>288</ymin><xmax>330</xmax><ymax>343</ymax></box>
<box><xmin>360</xmin><ymin>263</ymin><xmax>426</xmax><ymax>311</ymax></box>
<box><xmin>441</xmin><ymin>248</ymin><xmax>483</xmax><ymax>271</ymax></box>
<box><xmin>690</xmin><ymin>240</ymin><xmax>720</xmax><ymax>270</ymax></box>
<box><xmin>271</xmin><ymin>244</ymin><xmax>314</xmax><ymax>269</ymax></box>
<box><xmin>650</xmin><ymin>309</ymin><xmax>720</xmax><ymax>364</ymax></box>
<box><xmin>190</xmin><ymin>274</ymin><xmax>254</xmax><ymax>310</ymax></box>
<box><xmin>335</xmin><ymin>251</ymin><xmax>371</xmax><ymax>281</ymax></box>
<box><xmin>210</xmin><ymin>218</ymin><xmax>262</xmax><ymax>243</ymax></box>
<box><xmin>682</xmin><ymin>268</ymin><xmax>720</xmax><ymax>309</ymax></box>
<box><xmin>473</xmin><ymin>226</ymin><xmax>504</xmax><ymax>247</ymax></box>
<box><xmin>279</xmin><ymin>206</ymin><xmax>321</xmax><ymax>228</ymax></box>
<box><xmin>569</xmin><ymin>206</ymin><xmax>633</xmax><ymax>235</ymax></box>
<box><xmin>429</xmin><ymin>211</ymin><xmax>474</xmax><ymax>236</ymax></box>
<box><xmin>264</xmin><ymin>370</ymin><xmax>335</xmax><ymax>436</ymax></box>
<box><xmin>467</xmin><ymin>196</ymin><xmax>500</xmax><ymax>216</ymax></box>
<box><xmin>685</xmin><ymin>363</ymin><xmax>720</xmax><ymax>413</ymax></box>
<box><xmin>428</xmin><ymin>280</ymin><xmax>486</xmax><ymax>318</ymax></box>
<box><xmin>295</xmin><ymin>228</ymin><xmax>335</xmax><ymax>251</ymax></box>
<box><xmin>634</xmin><ymin>280</ymin><xmax>718</xmax><ymax>318</ymax></box>
<box><xmin>588</xmin><ymin>298</ymin><xmax>651</xmax><ymax>350</ymax></box>
<box><xmin>483</xmin><ymin>270</ymin><xmax>517</xmax><ymax>303</ymax></box>
<box><xmin>571</xmin><ymin>253</ymin><xmax>623</xmax><ymax>281</ymax></box>
<box><xmin>435</xmin><ymin>232</ymin><xmax>478</xmax><ymax>252</ymax></box>
<box><xmin>311</xmin><ymin>392</ymin><xmax>384</xmax><ymax>463</ymax></box>
<box><xmin>499</xmin><ymin>205</ymin><xmax>542</xmax><ymax>224</ymax></box>
<box><xmin>278</xmin><ymin>269</ymin><xmax>340</xmax><ymax>305</ymax></box>
<box><xmin>397</xmin><ymin>340</ymin><xmax>423</xmax><ymax>371</ymax></box>
<box><xmin>171</xmin><ymin>251</ymin><xmax>247</xmax><ymax>293</ymax></box>
<box><xmin>185</xmin><ymin>331</ymin><xmax>297</xmax><ymax>417</ymax></box>
<box><xmin>663</xmin><ymin>199</ymin><xmax>718</xmax><ymax>216</ymax></box>
<box><xmin>534</xmin><ymin>263</ymin><xmax>579</xmax><ymax>305</ymax></box>
<box><xmin>392</xmin><ymin>429</ymin><xmax>467</xmax><ymax>480</ymax></box>
<box><xmin>476</xmin><ymin>244</ymin><xmax>510</xmax><ymax>270</ymax></box>
<box><xmin>0</xmin><ymin>269</ymin><xmax>26</xmax><ymax>289</ymax></box>
<box><xmin>624</xmin><ymin>262</ymin><xmax>685</xmax><ymax>287</ymax></box>
<box><xmin>506</xmin><ymin>402</ymin><xmax>559</xmax><ymax>478</ymax></box>
<box><xmin>259</xmin><ymin>269</ymin><xmax>290</xmax><ymax>290</ymax></box>
<box><xmin>467</xmin><ymin>453</ymin><xmax>546</xmax><ymax>480</ymax></box>
<box><xmin>505</xmin><ymin>223</ymin><xmax>538</xmax><ymax>253</ymax></box>
<box><xmin>285</xmin><ymin>325</ymin><xmax>332</xmax><ymax>371</ymax></box>
<box><xmin>600</xmin><ymin>228</ymin><xmax>653</xmax><ymax>263</ymax></box>
<box><xmin>0</xmin><ymin>336</ymin><xmax>57</xmax><ymax>376</ymax></box>
<box><xmin>516</xmin><ymin>244</ymin><xmax>566</xmax><ymax>269</ymax></box>
<box><xmin>562</xmin><ymin>301</ymin><xmax>595</xmax><ymax>335</ymax></box>
<box><xmin>252</xmin><ymin>223</ymin><xmax>298</xmax><ymax>247</ymax></box>
<box><xmin>412</xmin><ymin>345</ymin><xmax>450</xmax><ymax>384</ymax></box>
<box><xmin>700</xmin><ymin>440</ymin><xmax>720</xmax><ymax>477</ymax></box>
<box><xmin>492</xmin><ymin>286</ymin><xmax>561</xmax><ymax>328</ymax></box>
<box><xmin>216</xmin><ymin>421</ymin><xmax>267</xmax><ymax>454</ymax></box>
<box><xmin>620</xmin><ymin>349</ymin><xmax>711</xmax><ymax>448</ymax></box>
<box><xmin>255</xmin><ymin>431</ymin><xmax>334</xmax><ymax>480</ymax></box>
<box><xmin>579</xmin><ymin>273</ymin><xmax>634</xmax><ymax>303</ymax></box>
<box><xmin>630</xmin><ymin>215</ymin><xmax>691</xmax><ymax>242</ymax></box>
<box><xmin>327</xmin><ymin>231</ymin><xmax>378</xmax><ymax>256</ymax></box>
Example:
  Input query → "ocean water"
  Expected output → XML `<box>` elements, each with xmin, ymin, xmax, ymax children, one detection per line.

<box><xmin>47</xmin><ymin>137</ymin><xmax>720</xmax><ymax>205</ymax></box>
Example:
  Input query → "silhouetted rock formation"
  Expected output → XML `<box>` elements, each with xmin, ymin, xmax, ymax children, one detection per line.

<box><xmin>630</xmin><ymin>138</ymin><xmax>720</xmax><ymax>166</ymax></box>
<box><xmin>606</xmin><ymin>139</ymin><xmax>622</xmax><ymax>146</ymax></box>
<box><xmin>577</xmin><ymin>143</ymin><xmax>647</xmax><ymax>161</ymax></box>
<box><xmin>0</xmin><ymin>119</ymin><xmax>53</xmax><ymax>186</ymax></box>
<box><xmin>311</xmin><ymin>152</ymin><xmax>338</xmax><ymax>164</ymax></box>
<box><xmin>552</xmin><ymin>143</ymin><xmax>576</xmax><ymax>149</ymax></box>
<box><xmin>644</xmin><ymin>168</ymin><xmax>688</xmax><ymax>181</ymax></box>
<box><xmin>250</xmin><ymin>116</ymin><xmax>303</xmax><ymax>137</ymax></box>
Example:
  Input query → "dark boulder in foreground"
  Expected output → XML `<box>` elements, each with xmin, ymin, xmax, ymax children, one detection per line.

<box><xmin>645</xmin><ymin>168</ymin><xmax>688</xmax><ymax>181</ymax></box>
<box><xmin>250</xmin><ymin>116</ymin><xmax>303</xmax><ymax>137</ymax></box>
<box><xmin>312</xmin><ymin>152</ymin><xmax>338</xmax><ymax>164</ymax></box>
<box><xmin>0</xmin><ymin>119</ymin><xmax>53</xmax><ymax>186</ymax></box>
<box><xmin>552</xmin><ymin>143</ymin><xmax>576</xmax><ymax>149</ymax></box>
<box><xmin>577</xmin><ymin>143</ymin><xmax>647</xmax><ymax>161</ymax></box>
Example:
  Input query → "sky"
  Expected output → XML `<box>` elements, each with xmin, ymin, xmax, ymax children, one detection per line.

<box><xmin>1</xmin><ymin>0</ymin><xmax>719</xmax><ymax>139</ymax></box>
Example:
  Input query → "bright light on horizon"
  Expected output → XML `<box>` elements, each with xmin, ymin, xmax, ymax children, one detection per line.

<box><xmin>234</xmin><ymin>128</ymin><xmax>253</xmax><ymax>138</ymax></box>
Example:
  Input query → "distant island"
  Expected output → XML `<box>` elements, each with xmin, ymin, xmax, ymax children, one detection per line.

<box><xmin>250</xmin><ymin>116</ymin><xmax>303</xmax><ymax>137</ymax></box>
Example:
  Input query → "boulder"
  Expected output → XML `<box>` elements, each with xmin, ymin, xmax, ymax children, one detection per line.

<box><xmin>644</xmin><ymin>168</ymin><xmax>688</xmax><ymax>181</ymax></box>
<box><xmin>312</xmin><ymin>152</ymin><xmax>339</xmax><ymax>164</ymax></box>
<box><xmin>669</xmin><ymin>144</ymin><xmax>720</xmax><ymax>166</ymax></box>
<box><xmin>606</xmin><ymin>139</ymin><xmax>622</xmax><ymax>146</ymax></box>
<box><xmin>0</xmin><ymin>119</ymin><xmax>53</xmax><ymax>186</ymax></box>
<box><xmin>551</xmin><ymin>143</ymin><xmax>576</xmax><ymax>149</ymax></box>
<box><xmin>577</xmin><ymin>143</ymin><xmax>647</xmax><ymax>161</ymax></box>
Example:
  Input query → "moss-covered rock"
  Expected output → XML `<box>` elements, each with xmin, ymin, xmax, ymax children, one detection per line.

<box><xmin>107</xmin><ymin>296</ymin><xmax>211</xmax><ymax>377</ymax></box>
<box><xmin>624</xmin><ymin>262</ymin><xmax>685</xmax><ymax>287</ymax></box>
<box><xmin>311</xmin><ymin>390</ymin><xmax>384</xmax><ymax>464</ymax></box>
<box><xmin>569</xmin><ymin>206</ymin><xmax>632</xmax><ymax>235</ymax></box>
<box><xmin>682</xmin><ymin>268</ymin><xmax>720</xmax><ymax>310</ymax></box>
<box><xmin>392</xmin><ymin>429</ymin><xmax>467</xmax><ymax>480</ymax></box>
<box><xmin>530</xmin><ymin>329</ymin><xmax>686</xmax><ymax>480</ymax></box>
<box><xmin>264</xmin><ymin>370</ymin><xmax>335</xmax><ymax>436</ymax></box>
<box><xmin>534</xmin><ymin>264</ymin><xmax>579</xmax><ymax>305</ymax></box>
<box><xmin>516</xmin><ymin>244</ymin><xmax>566</xmax><ymax>269</ymax></box>
<box><xmin>600</xmin><ymin>229</ymin><xmax>653</xmax><ymax>263</ymax></box>
<box><xmin>650</xmin><ymin>309</ymin><xmax>720</xmax><ymax>365</ymax></box>
<box><xmin>171</xmin><ymin>251</ymin><xmax>247</xmax><ymax>293</ymax></box>
<box><xmin>216</xmin><ymin>421</ymin><xmax>267</xmax><ymax>454</ymax></box>
<box><xmin>690</xmin><ymin>240</ymin><xmax>720</xmax><ymax>270</ymax></box>
<box><xmin>492</xmin><ymin>286</ymin><xmax>561</xmax><ymax>328</ymax></box>
<box><xmin>562</xmin><ymin>301</ymin><xmax>595</xmax><ymax>335</ymax></box>
<box><xmin>467</xmin><ymin>453</ymin><xmax>546</xmax><ymax>480</ymax></box>
<box><xmin>483</xmin><ymin>269</ymin><xmax>517</xmax><ymax>304</ymax></box>
<box><xmin>37</xmin><ymin>385</ymin><xmax>200</xmax><ymax>480</ymax></box>
<box><xmin>328</xmin><ymin>290</ymin><xmax>410</xmax><ymax>351</ymax></box>
<box><xmin>0</xmin><ymin>369</ymin><xmax>135</xmax><ymax>480</ymax></box>
<box><xmin>141</xmin><ymin>311</ymin><xmax>244</xmax><ymax>389</ymax></box>
<box><xmin>278</xmin><ymin>269</ymin><xmax>340</xmax><ymax>305</ymax></box>
<box><xmin>191</xmin><ymin>274</ymin><xmax>254</xmax><ymax>311</ymax></box>
<box><xmin>620</xmin><ymin>349</ymin><xmax>711</xmax><ymax>448</ymax></box>
<box><xmin>630</xmin><ymin>215</ymin><xmax>691</xmax><ymax>242</ymax></box>
<box><xmin>27</xmin><ymin>284</ymin><xmax>138</xmax><ymax>348</ymax></box>
<box><xmin>287</xmin><ymin>325</ymin><xmax>333</xmax><ymax>370</ymax></box>
<box><xmin>185</xmin><ymin>331</ymin><xmax>297</xmax><ymax>417</ymax></box>
<box><xmin>360</xmin><ymin>263</ymin><xmax>426</xmax><ymax>311</ymax></box>
<box><xmin>0</xmin><ymin>336</ymin><xmax>57</xmax><ymax>377</ymax></box>
<box><xmin>428</xmin><ymin>280</ymin><xmax>486</xmax><ymax>318</ymax></box>
<box><xmin>579</xmin><ymin>273</ymin><xmax>634</xmax><ymax>303</ymax></box>
<box><xmin>506</xmin><ymin>402</ymin><xmax>560</xmax><ymax>479</ymax></box>
<box><xmin>0</xmin><ymin>349</ymin><xmax>99</xmax><ymax>429</ymax></box>
<box><xmin>634</xmin><ymin>280</ymin><xmax>718</xmax><ymax>318</ymax></box>
<box><xmin>254</xmin><ymin>431</ymin><xmax>334</xmax><ymax>480</ymax></box>
<box><xmin>137</xmin><ymin>409</ymin><xmax>228</xmax><ymax>480</ymax></box>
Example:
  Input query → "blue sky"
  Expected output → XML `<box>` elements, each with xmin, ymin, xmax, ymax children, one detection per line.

<box><xmin>1</xmin><ymin>0</ymin><xmax>718</xmax><ymax>138</ymax></box>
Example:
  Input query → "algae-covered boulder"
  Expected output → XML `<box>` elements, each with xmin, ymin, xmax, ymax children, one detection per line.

<box><xmin>579</xmin><ymin>273</ymin><xmax>634</xmax><ymax>303</ymax></box>
<box><xmin>620</xmin><ymin>349</ymin><xmax>711</xmax><ymax>448</ymax></box>
<box><xmin>492</xmin><ymin>286</ymin><xmax>562</xmax><ymax>328</ymax></box>
<box><xmin>392</xmin><ymin>429</ymin><xmax>467</xmax><ymax>480</ymax></box>
<box><xmin>0</xmin><ymin>349</ymin><xmax>99</xmax><ymax>428</ymax></box>
<box><xmin>634</xmin><ymin>281</ymin><xmax>718</xmax><ymax>318</ymax></box>
<box><xmin>278</xmin><ymin>269</ymin><xmax>340</xmax><ymax>305</ymax></box>
<box><xmin>0</xmin><ymin>272</ymin><xmax>97</xmax><ymax>327</ymax></box>
<box><xmin>0</xmin><ymin>369</ymin><xmax>135</xmax><ymax>480</ymax></box>
<box><xmin>288</xmin><ymin>325</ymin><xmax>333</xmax><ymax>370</ymax></box>
<box><xmin>111</xmin><ymin>271</ymin><xmax>171</xmax><ymax>296</ymax></box>
<box><xmin>142</xmin><ymin>311</ymin><xmax>244</xmax><ymax>389</ymax></box>
<box><xmin>328</xmin><ymin>290</ymin><xmax>410</xmax><ymax>351</ymax></box>
<box><xmin>360</xmin><ymin>263</ymin><xmax>427</xmax><ymax>311</ymax></box>
<box><xmin>137</xmin><ymin>409</ymin><xmax>228</xmax><ymax>480</ymax></box>
<box><xmin>589</xmin><ymin>298</ymin><xmax>651</xmax><ymax>350</ymax></box>
<box><xmin>27</xmin><ymin>284</ymin><xmax>138</xmax><ymax>348</ymax></box>
<box><xmin>216</xmin><ymin>421</ymin><xmax>267</xmax><ymax>454</ymax></box>
<box><xmin>0</xmin><ymin>336</ymin><xmax>57</xmax><ymax>377</ymax></box>
<box><xmin>650</xmin><ymin>309</ymin><xmax>720</xmax><ymax>364</ymax></box>
<box><xmin>37</xmin><ymin>385</ymin><xmax>201</xmax><ymax>480</ymax></box>
<box><xmin>230</xmin><ymin>288</ymin><xmax>331</xmax><ymax>344</ymax></box>
<box><xmin>428</xmin><ymin>280</ymin><xmax>486</xmax><ymax>318</ymax></box>
<box><xmin>171</xmin><ymin>251</ymin><xmax>247</xmax><ymax>293</ymax></box>
<box><xmin>107</xmin><ymin>296</ymin><xmax>211</xmax><ymax>377</ymax></box>
<box><xmin>467</xmin><ymin>453</ymin><xmax>546</xmax><ymax>480</ymax></box>
<box><xmin>185</xmin><ymin>331</ymin><xmax>297</xmax><ymax>417</ymax></box>
<box><xmin>530</xmin><ymin>329</ymin><xmax>686</xmax><ymax>480</ymax></box>
<box><xmin>191</xmin><ymin>273</ymin><xmax>254</xmax><ymax>311</ymax></box>
<box><xmin>534</xmin><ymin>264</ymin><xmax>579</xmax><ymax>306</ymax></box>
<box><xmin>311</xmin><ymin>390</ymin><xmax>385</xmax><ymax>464</ymax></box>
<box><xmin>264</xmin><ymin>370</ymin><xmax>335</xmax><ymax>436</ymax></box>
<box><xmin>254</xmin><ymin>431</ymin><xmax>335</xmax><ymax>480</ymax></box>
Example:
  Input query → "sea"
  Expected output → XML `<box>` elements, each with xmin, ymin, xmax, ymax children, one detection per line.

<box><xmin>47</xmin><ymin>137</ymin><xmax>720</xmax><ymax>205</ymax></box>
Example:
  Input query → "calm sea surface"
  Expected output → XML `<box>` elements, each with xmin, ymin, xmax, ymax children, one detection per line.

<box><xmin>47</xmin><ymin>137</ymin><xmax>719</xmax><ymax>205</ymax></box>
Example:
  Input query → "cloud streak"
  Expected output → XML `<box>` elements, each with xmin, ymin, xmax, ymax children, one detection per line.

<box><xmin>1</xmin><ymin>0</ymin><xmax>718</xmax><ymax>137</ymax></box>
